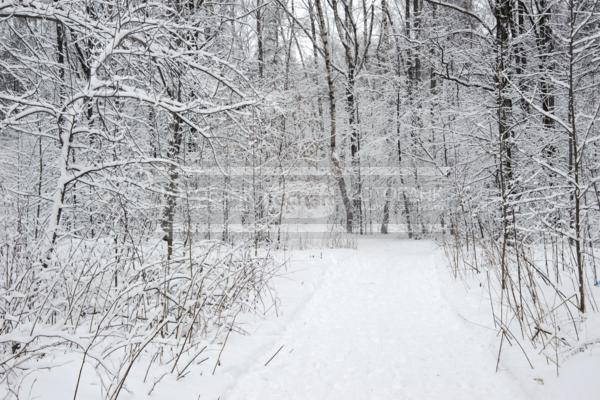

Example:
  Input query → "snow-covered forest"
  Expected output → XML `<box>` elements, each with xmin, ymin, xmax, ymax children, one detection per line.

<box><xmin>1</xmin><ymin>0</ymin><xmax>599</xmax><ymax>398</ymax></box>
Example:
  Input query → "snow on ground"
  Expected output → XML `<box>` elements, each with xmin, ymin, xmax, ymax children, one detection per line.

<box><xmin>4</xmin><ymin>237</ymin><xmax>597</xmax><ymax>399</ymax></box>
<box><xmin>438</xmin><ymin>244</ymin><xmax>600</xmax><ymax>400</ymax></box>
<box><xmin>222</xmin><ymin>238</ymin><xmax>530</xmax><ymax>400</ymax></box>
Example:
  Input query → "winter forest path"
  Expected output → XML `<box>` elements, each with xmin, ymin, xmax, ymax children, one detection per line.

<box><xmin>225</xmin><ymin>239</ymin><xmax>531</xmax><ymax>400</ymax></box>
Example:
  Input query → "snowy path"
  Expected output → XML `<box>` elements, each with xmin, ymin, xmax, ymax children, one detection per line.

<box><xmin>225</xmin><ymin>239</ymin><xmax>530</xmax><ymax>400</ymax></box>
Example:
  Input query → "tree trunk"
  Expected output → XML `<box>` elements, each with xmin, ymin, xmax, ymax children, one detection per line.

<box><xmin>314</xmin><ymin>0</ymin><xmax>354</xmax><ymax>232</ymax></box>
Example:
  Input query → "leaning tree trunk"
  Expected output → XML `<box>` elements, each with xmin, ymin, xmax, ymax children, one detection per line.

<box><xmin>332</xmin><ymin>0</ymin><xmax>363</xmax><ymax>233</ymax></box>
<box><xmin>314</xmin><ymin>0</ymin><xmax>354</xmax><ymax>232</ymax></box>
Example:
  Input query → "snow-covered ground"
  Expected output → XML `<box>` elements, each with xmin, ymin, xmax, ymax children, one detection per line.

<box><xmin>3</xmin><ymin>238</ymin><xmax>597</xmax><ymax>399</ymax></box>
<box><xmin>224</xmin><ymin>238</ymin><xmax>529</xmax><ymax>400</ymax></box>
<box><xmin>221</xmin><ymin>238</ymin><xmax>598</xmax><ymax>400</ymax></box>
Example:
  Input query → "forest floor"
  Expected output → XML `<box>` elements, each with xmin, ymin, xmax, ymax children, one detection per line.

<box><xmin>6</xmin><ymin>238</ymin><xmax>598</xmax><ymax>399</ymax></box>
<box><xmin>216</xmin><ymin>237</ymin><xmax>598</xmax><ymax>400</ymax></box>
<box><xmin>221</xmin><ymin>238</ymin><xmax>532</xmax><ymax>400</ymax></box>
